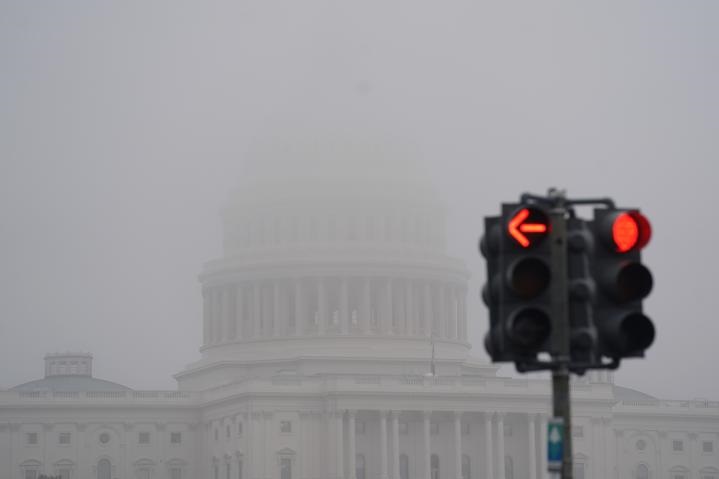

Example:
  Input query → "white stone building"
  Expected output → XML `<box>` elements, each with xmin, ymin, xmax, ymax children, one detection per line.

<box><xmin>1</xmin><ymin>157</ymin><xmax>718</xmax><ymax>479</ymax></box>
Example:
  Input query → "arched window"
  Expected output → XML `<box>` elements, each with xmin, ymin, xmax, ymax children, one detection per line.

<box><xmin>505</xmin><ymin>456</ymin><xmax>513</xmax><ymax>479</ymax></box>
<box><xmin>20</xmin><ymin>460</ymin><xmax>41</xmax><ymax>479</ymax></box>
<box><xmin>699</xmin><ymin>466</ymin><xmax>719</xmax><ymax>479</ymax></box>
<box><xmin>431</xmin><ymin>454</ymin><xmax>439</xmax><ymax>479</ymax></box>
<box><xmin>669</xmin><ymin>465</ymin><xmax>689</xmax><ymax>479</ymax></box>
<box><xmin>237</xmin><ymin>459</ymin><xmax>243</xmax><ymax>479</ymax></box>
<box><xmin>399</xmin><ymin>454</ymin><xmax>409</xmax><ymax>479</ymax></box>
<box><xmin>573</xmin><ymin>454</ymin><xmax>587</xmax><ymax>479</ymax></box>
<box><xmin>573</xmin><ymin>462</ymin><xmax>585</xmax><ymax>479</ymax></box>
<box><xmin>636</xmin><ymin>463</ymin><xmax>650</xmax><ymax>479</ymax></box>
<box><xmin>97</xmin><ymin>459</ymin><xmax>111</xmax><ymax>479</ymax></box>
<box><xmin>280</xmin><ymin>458</ymin><xmax>291</xmax><ymax>479</ymax></box>
<box><xmin>54</xmin><ymin>459</ymin><xmax>75</xmax><ymax>479</ymax></box>
<box><xmin>167</xmin><ymin>460</ymin><xmax>185</xmax><ymax>479</ymax></box>
<box><xmin>462</xmin><ymin>454</ymin><xmax>471</xmax><ymax>479</ymax></box>
<box><xmin>356</xmin><ymin>455</ymin><xmax>366</xmax><ymax>479</ymax></box>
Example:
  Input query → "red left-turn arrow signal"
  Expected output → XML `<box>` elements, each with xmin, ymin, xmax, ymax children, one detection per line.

<box><xmin>508</xmin><ymin>208</ymin><xmax>549</xmax><ymax>248</ymax></box>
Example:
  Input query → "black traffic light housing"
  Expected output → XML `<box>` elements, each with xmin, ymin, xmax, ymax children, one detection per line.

<box><xmin>481</xmin><ymin>204</ymin><xmax>553</xmax><ymax>365</ymax></box>
<box><xmin>480</xmin><ymin>194</ymin><xmax>655</xmax><ymax>374</ymax></box>
<box><xmin>590</xmin><ymin>208</ymin><xmax>655</xmax><ymax>360</ymax></box>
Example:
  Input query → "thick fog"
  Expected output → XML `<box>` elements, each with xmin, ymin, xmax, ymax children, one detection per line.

<box><xmin>1</xmin><ymin>1</ymin><xmax>718</xmax><ymax>402</ymax></box>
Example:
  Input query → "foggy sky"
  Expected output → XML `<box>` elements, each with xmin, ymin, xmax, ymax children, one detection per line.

<box><xmin>1</xmin><ymin>1</ymin><xmax>718</xmax><ymax>399</ymax></box>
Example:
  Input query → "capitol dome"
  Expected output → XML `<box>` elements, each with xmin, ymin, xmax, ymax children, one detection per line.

<box><xmin>176</xmin><ymin>145</ymin><xmax>471</xmax><ymax>390</ymax></box>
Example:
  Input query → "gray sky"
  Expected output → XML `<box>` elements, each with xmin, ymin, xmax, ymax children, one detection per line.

<box><xmin>1</xmin><ymin>2</ymin><xmax>717</xmax><ymax>399</ymax></box>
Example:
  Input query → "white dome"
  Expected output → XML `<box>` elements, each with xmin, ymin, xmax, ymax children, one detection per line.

<box><xmin>179</xmin><ymin>145</ymin><xmax>469</xmax><ymax>390</ymax></box>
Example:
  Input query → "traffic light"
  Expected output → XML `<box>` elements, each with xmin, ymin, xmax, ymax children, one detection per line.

<box><xmin>590</xmin><ymin>208</ymin><xmax>655</xmax><ymax>360</ymax></box>
<box><xmin>481</xmin><ymin>204</ymin><xmax>553</xmax><ymax>365</ymax></box>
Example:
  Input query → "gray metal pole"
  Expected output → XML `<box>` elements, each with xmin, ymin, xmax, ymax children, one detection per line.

<box><xmin>549</xmin><ymin>201</ymin><xmax>573</xmax><ymax>479</ymax></box>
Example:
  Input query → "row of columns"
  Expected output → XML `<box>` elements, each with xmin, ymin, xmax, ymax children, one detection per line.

<box><xmin>335</xmin><ymin>411</ymin><xmax>548</xmax><ymax>479</ymax></box>
<box><xmin>202</xmin><ymin>278</ymin><xmax>467</xmax><ymax>346</ymax></box>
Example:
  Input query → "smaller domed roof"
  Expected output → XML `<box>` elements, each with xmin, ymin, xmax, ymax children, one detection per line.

<box><xmin>614</xmin><ymin>385</ymin><xmax>657</xmax><ymax>401</ymax></box>
<box><xmin>12</xmin><ymin>352</ymin><xmax>131</xmax><ymax>392</ymax></box>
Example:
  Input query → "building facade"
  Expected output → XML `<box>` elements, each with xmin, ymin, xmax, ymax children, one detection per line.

<box><xmin>1</xmin><ymin>158</ymin><xmax>718</xmax><ymax>479</ymax></box>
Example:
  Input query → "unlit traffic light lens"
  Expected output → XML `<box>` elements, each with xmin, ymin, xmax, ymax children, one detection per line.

<box><xmin>507</xmin><ymin>308</ymin><xmax>551</xmax><ymax>350</ymax></box>
<box><xmin>508</xmin><ymin>257</ymin><xmax>551</xmax><ymax>299</ymax></box>
<box><xmin>603</xmin><ymin>312</ymin><xmax>655</xmax><ymax>356</ymax></box>
<box><xmin>621</xmin><ymin>313</ymin><xmax>655</xmax><ymax>352</ymax></box>
<box><xmin>616</xmin><ymin>263</ymin><xmax>653</xmax><ymax>302</ymax></box>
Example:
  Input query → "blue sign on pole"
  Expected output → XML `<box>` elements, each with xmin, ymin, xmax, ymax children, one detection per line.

<box><xmin>547</xmin><ymin>417</ymin><xmax>564</xmax><ymax>472</ymax></box>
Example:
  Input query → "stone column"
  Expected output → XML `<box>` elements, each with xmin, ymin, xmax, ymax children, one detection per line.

<box><xmin>605</xmin><ymin>419</ymin><xmax>616</xmax><ymax>479</ymax></box>
<box><xmin>449</xmin><ymin>287</ymin><xmax>457</xmax><ymax>340</ymax></box>
<box><xmin>386</xmin><ymin>279</ymin><xmax>394</xmax><ymax>334</ymax></box>
<box><xmin>405</xmin><ymin>281</ymin><xmax>414</xmax><ymax>336</ymax></box>
<box><xmin>439</xmin><ymin>285</ymin><xmax>447</xmax><ymax>339</ymax></box>
<box><xmin>458</xmin><ymin>289</ymin><xmax>467</xmax><ymax>341</ymax></box>
<box><xmin>657</xmin><ymin>430</ymin><xmax>667</xmax><ymax>479</ymax></box>
<box><xmin>262</xmin><ymin>411</ymin><xmax>272</xmax><ymax>478</ymax></box>
<box><xmin>458</xmin><ymin>287</ymin><xmax>464</xmax><ymax>340</ymax></box>
<box><xmin>253</xmin><ymin>283</ymin><xmax>262</xmax><ymax>338</ymax></box>
<box><xmin>336</xmin><ymin>412</ymin><xmax>345</xmax><ymax>479</ymax></box>
<box><xmin>689</xmin><ymin>433</ymin><xmax>698</xmax><ymax>474</ymax></box>
<box><xmin>454</xmin><ymin>412</ymin><xmax>462</xmax><ymax>479</ymax></box>
<box><xmin>484</xmin><ymin>413</ymin><xmax>494</xmax><ymax>479</ymax></box>
<box><xmin>340</xmin><ymin>278</ymin><xmax>350</xmax><ymax>334</ymax></box>
<box><xmin>423</xmin><ymin>411</ymin><xmax>432</xmax><ymax>479</ymax></box>
<box><xmin>591</xmin><ymin>418</ymin><xmax>601</xmax><ymax>479</ymax></box>
<box><xmin>223</xmin><ymin>286</ymin><xmax>234</xmax><ymax>340</ymax></box>
<box><xmin>235</xmin><ymin>284</ymin><xmax>244</xmax><ymax>339</ymax></box>
<box><xmin>361</xmin><ymin>278</ymin><xmax>372</xmax><ymax>334</ymax></box>
<box><xmin>423</xmin><ymin>282</ymin><xmax>432</xmax><ymax>337</ymax></box>
<box><xmin>348</xmin><ymin>411</ymin><xmax>357</xmax><ymax>479</ymax></box>
<box><xmin>294</xmin><ymin>280</ymin><xmax>303</xmax><ymax>335</ymax></box>
<box><xmin>327</xmin><ymin>411</ymin><xmax>338</xmax><ymax>479</ymax></box>
<box><xmin>391</xmin><ymin>412</ymin><xmax>400</xmax><ymax>479</ymax></box>
<box><xmin>396</xmin><ymin>281</ymin><xmax>406</xmax><ymax>335</ymax></box>
<box><xmin>380</xmin><ymin>411</ymin><xmax>389</xmax><ymax>479</ymax></box>
<box><xmin>202</xmin><ymin>289</ymin><xmax>211</xmax><ymax>346</ymax></box>
<box><xmin>297</xmin><ymin>412</ymin><xmax>307</xmax><ymax>479</ymax></box>
<box><xmin>213</xmin><ymin>288</ymin><xmax>223</xmax><ymax>343</ymax></box>
<box><xmin>496</xmin><ymin>414</ymin><xmax>506</xmax><ymax>479</ymax></box>
<box><xmin>273</xmin><ymin>282</ymin><xmax>281</xmax><ymax>337</ymax></box>
<box><xmin>614</xmin><ymin>430</ymin><xmax>624</xmax><ymax>479</ymax></box>
<box><xmin>318</xmin><ymin>279</ymin><xmax>327</xmax><ymax>334</ymax></box>
<box><xmin>249</xmin><ymin>412</ymin><xmax>260</xmax><ymax>479</ymax></box>
<box><xmin>528</xmin><ymin>414</ymin><xmax>537</xmax><ymax>479</ymax></box>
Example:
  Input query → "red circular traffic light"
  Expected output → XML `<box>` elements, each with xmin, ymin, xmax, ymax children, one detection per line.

<box><xmin>611</xmin><ymin>212</ymin><xmax>651</xmax><ymax>253</ymax></box>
